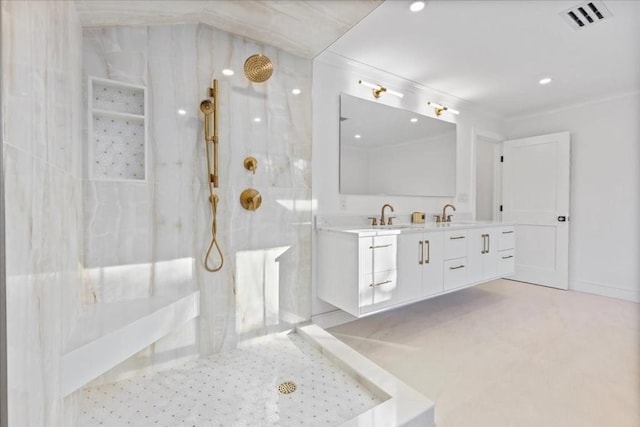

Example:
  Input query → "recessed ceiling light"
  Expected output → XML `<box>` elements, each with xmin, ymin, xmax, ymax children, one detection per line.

<box><xmin>222</xmin><ymin>68</ymin><xmax>234</xmax><ymax>76</ymax></box>
<box><xmin>410</xmin><ymin>117</ymin><xmax>418</xmax><ymax>123</ymax></box>
<box><xmin>177</xmin><ymin>109</ymin><xmax>186</xmax><ymax>115</ymax></box>
<box><xmin>292</xmin><ymin>88</ymin><xmax>301</xmax><ymax>95</ymax></box>
<box><xmin>410</xmin><ymin>1</ymin><xmax>425</xmax><ymax>12</ymax></box>
<box><xmin>539</xmin><ymin>77</ymin><xmax>552</xmax><ymax>85</ymax></box>
<box><xmin>354</xmin><ymin>134</ymin><xmax>361</xmax><ymax>139</ymax></box>
<box><xmin>253</xmin><ymin>117</ymin><xmax>262</xmax><ymax>123</ymax></box>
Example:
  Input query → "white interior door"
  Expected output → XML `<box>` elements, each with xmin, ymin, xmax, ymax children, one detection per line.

<box><xmin>502</xmin><ymin>131</ymin><xmax>570</xmax><ymax>289</ymax></box>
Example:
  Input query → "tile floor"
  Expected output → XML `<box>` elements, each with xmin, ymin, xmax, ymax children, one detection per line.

<box><xmin>329</xmin><ymin>279</ymin><xmax>640</xmax><ymax>427</ymax></box>
<box><xmin>79</xmin><ymin>332</ymin><xmax>382</xmax><ymax>426</ymax></box>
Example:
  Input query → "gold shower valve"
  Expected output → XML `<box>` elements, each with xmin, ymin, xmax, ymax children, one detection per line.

<box><xmin>244</xmin><ymin>156</ymin><xmax>258</xmax><ymax>174</ymax></box>
<box><xmin>240</xmin><ymin>188</ymin><xmax>262</xmax><ymax>211</ymax></box>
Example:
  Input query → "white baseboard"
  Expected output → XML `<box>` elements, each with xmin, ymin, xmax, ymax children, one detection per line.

<box><xmin>311</xmin><ymin>309</ymin><xmax>358</xmax><ymax>329</ymax></box>
<box><xmin>570</xmin><ymin>279</ymin><xmax>640</xmax><ymax>303</ymax></box>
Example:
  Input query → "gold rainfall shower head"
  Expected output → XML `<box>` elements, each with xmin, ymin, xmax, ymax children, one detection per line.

<box><xmin>244</xmin><ymin>54</ymin><xmax>273</xmax><ymax>83</ymax></box>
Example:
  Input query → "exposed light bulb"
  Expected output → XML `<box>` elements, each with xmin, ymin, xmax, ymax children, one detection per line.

<box><xmin>292</xmin><ymin>88</ymin><xmax>301</xmax><ymax>95</ymax></box>
<box><xmin>177</xmin><ymin>109</ymin><xmax>187</xmax><ymax>116</ymax></box>
<box><xmin>410</xmin><ymin>117</ymin><xmax>418</xmax><ymax>123</ymax></box>
<box><xmin>253</xmin><ymin>117</ymin><xmax>262</xmax><ymax>123</ymax></box>
<box><xmin>222</xmin><ymin>69</ymin><xmax>234</xmax><ymax>76</ymax></box>
<box><xmin>354</xmin><ymin>134</ymin><xmax>361</xmax><ymax>139</ymax></box>
<box><xmin>539</xmin><ymin>77</ymin><xmax>552</xmax><ymax>85</ymax></box>
<box><xmin>410</xmin><ymin>1</ymin><xmax>425</xmax><ymax>12</ymax></box>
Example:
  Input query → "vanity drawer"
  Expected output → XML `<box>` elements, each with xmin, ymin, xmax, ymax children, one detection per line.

<box><xmin>498</xmin><ymin>249</ymin><xmax>515</xmax><ymax>276</ymax></box>
<box><xmin>360</xmin><ymin>270</ymin><xmax>398</xmax><ymax>314</ymax></box>
<box><xmin>444</xmin><ymin>257</ymin><xmax>468</xmax><ymax>290</ymax></box>
<box><xmin>498</xmin><ymin>227</ymin><xmax>515</xmax><ymax>250</ymax></box>
<box><xmin>360</xmin><ymin>235</ymin><xmax>397</xmax><ymax>273</ymax></box>
<box><xmin>444</xmin><ymin>230</ymin><xmax>468</xmax><ymax>260</ymax></box>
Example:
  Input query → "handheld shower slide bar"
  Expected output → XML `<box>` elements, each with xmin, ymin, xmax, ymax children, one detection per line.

<box><xmin>201</xmin><ymin>79</ymin><xmax>223</xmax><ymax>272</ymax></box>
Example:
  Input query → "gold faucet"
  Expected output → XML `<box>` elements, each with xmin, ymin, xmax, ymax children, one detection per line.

<box><xmin>380</xmin><ymin>203</ymin><xmax>395</xmax><ymax>225</ymax></box>
<box><xmin>440</xmin><ymin>203</ymin><xmax>456</xmax><ymax>223</ymax></box>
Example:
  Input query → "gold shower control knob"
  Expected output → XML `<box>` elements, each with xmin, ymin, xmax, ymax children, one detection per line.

<box><xmin>244</xmin><ymin>156</ymin><xmax>258</xmax><ymax>174</ymax></box>
<box><xmin>240</xmin><ymin>189</ymin><xmax>262</xmax><ymax>211</ymax></box>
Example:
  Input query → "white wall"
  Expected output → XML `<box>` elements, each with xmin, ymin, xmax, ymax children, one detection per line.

<box><xmin>505</xmin><ymin>92</ymin><xmax>640</xmax><ymax>302</ymax></box>
<box><xmin>311</xmin><ymin>52</ymin><xmax>505</xmax><ymax>316</ymax></box>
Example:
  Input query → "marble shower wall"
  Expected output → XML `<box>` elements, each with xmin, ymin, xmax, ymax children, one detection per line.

<box><xmin>1</xmin><ymin>1</ymin><xmax>83</xmax><ymax>425</ymax></box>
<box><xmin>83</xmin><ymin>24</ymin><xmax>312</xmax><ymax>357</ymax></box>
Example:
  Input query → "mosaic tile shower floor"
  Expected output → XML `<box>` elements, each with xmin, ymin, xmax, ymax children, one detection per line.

<box><xmin>79</xmin><ymin>331</ymin><xmax>383</xmax><ymax>426</ymax></box>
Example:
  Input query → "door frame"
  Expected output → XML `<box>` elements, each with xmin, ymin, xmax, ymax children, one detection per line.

<box><xmin>471</xmin><ymin>128</ymin><xmax>504</xmax><ymax>221</ymax></box>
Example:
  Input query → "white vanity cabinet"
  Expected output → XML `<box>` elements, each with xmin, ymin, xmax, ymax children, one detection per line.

<box><xmin>316</xmin><ymin>222</ymin><xmax>515</xmax><ymax>318</ymax></box>
<box><xmin>317</xmin><ymin>230</ymin><xmax>400</xmax><ymax>317</ymax></box>
<box><xmin>468</xmin><ymin>226</ymin><xmax>515</xmax><ymax>284</ymax></box>
<box><xmin>397</xmin><ymin>231</ymin><xmax>444</xmax><ymax>300</ymax></box>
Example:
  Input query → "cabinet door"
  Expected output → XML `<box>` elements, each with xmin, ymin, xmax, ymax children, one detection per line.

<box><xmin>422</xmin><ymin>231</ymin><xmax>444</xmax><ymax>296</ymax></box>
<box><xmin>482</xmin><ymin>228</ymin><xmax>499</xmax><ymax>279</ymax></box>
<box><xmin>468</xmin><ymin>228</ymin><xmax>500</xmax><ymax>282</ymax></box>
<box><xmin>467</xmin><ymin>229</ymin><xmax>486</xmax><ymax>284</ymax></box>
<box><xmin>396</xmin><ymin>233</ymin><xmax>424</xmax><ymax>303</ymax></box>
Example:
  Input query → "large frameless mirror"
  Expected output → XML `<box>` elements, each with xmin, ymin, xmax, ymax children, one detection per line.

<box><xmin>339</xmin><ymin>93</ymin><xmax>457</xmax><ymax>197</ymax></box>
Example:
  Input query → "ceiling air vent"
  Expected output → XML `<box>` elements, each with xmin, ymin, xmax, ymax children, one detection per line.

<box><xmin>560</xmin><ymin>1</ymin><xmax>612</xmax><ymax>30</ymax></box>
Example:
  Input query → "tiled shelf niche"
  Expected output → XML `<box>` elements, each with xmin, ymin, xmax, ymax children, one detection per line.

<box><xmin>88</xmin><ymin>77</ymin><xmax>147</xmax><ymax>181</ymax></box>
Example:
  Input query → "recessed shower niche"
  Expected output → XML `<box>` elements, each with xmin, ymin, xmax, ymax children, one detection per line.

<box><xmin>88</xmin><ymin>77</ymin><xmax>147</xmax><ymax>181</ymax></box>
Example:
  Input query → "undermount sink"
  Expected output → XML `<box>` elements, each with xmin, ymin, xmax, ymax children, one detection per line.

<box><xmin>380</xmin><ymin>225</ymin><xmax>412</xmax><ymax>230</ymax></box>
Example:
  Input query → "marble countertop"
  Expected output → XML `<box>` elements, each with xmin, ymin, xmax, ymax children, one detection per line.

<box><xmin>317</xmin><ymin>220</ymin><xmax>515</xmax><ymax>237</ymax></box>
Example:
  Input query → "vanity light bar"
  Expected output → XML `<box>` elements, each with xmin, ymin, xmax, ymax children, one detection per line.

<box><xmin>427</xmin><ymin>101</ymin><xmax>460</xmax><ymax>116</ymax></box>
<box><xmin>358</xmin><ymin>80</ymin><xmax>404</xmax><ymax>99</ymax></box>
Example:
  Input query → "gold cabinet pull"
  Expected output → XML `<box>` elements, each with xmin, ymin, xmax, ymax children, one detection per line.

<box><xmin>424</xmin><ymin>240</ymin><xmax>430</xmax><ymax>264</ymax></box>
<box><xmin>449</xmin><ymin>265</ymin><xmax>465</xmax><ymax>270</ymax></box>
<box><xmin>369</xmin><ymin>244</ymin><xmax>392</xmax><ymax>249</ymax></box>
<box><xmin>481</xmin><ymin>233</ymin><xmax>490</xmax><ymax>254</ymax></box>
<box><xmin>502</xmin><ymin>230</ymin><xmax>514</xmax><ymax>234</ymax></box>
<box><xmin>450</xmin><ymin>236</ymin><xmax>465</xmax><ymax>240</ymax></box>
<box><xmin>419</xmin><ymin>240</ymin><xmax>424</xmax><ymax>265</ymax></box>
<box><xmin>502</xmin><ymin>255</ymin><xmax>514</xmax><ymax>259</ymax></box>
<box><xmin>369</xmin><ymin>280</ymin><xmax>392</xmax><ymax>287</ymax></box>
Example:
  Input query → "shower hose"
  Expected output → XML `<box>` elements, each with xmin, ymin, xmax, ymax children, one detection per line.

<box><xmin>204</xmin><ymin>135</ymin><xmax>223</xmax><ymax>272</ymax></box>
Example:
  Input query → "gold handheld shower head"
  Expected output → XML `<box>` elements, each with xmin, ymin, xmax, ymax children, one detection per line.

<box><xmin>200</xmin><ymin>99</ymin><xmax>214</xmax><ymax>114</ymax></box>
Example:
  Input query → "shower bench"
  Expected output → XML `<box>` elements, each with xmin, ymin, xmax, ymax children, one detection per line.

<box><xmin>60</xmin><ymin>290</ymin><xmax>199</xmax><ymax>397</ymax></box>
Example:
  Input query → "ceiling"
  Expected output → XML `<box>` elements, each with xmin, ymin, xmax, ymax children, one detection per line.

<box><xmin>327</xmin><ymin>0</ymin><xmax>640</xmax><ymax>119</ymax></box>
<box><xmin>75</xmin><ymin>0</ymin><xmax>639</xmax><ymax>119</ymax></box>
<box><xmin>74</xmin><ymin>0</ymin><xmax>382</xmax><ymax>59</ymax></box>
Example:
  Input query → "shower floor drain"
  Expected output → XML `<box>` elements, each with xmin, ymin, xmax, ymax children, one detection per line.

<box><xmin>278</xmin><ymin>381</ymin><xmax>297</xmax><ymax>394</ymax></box>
